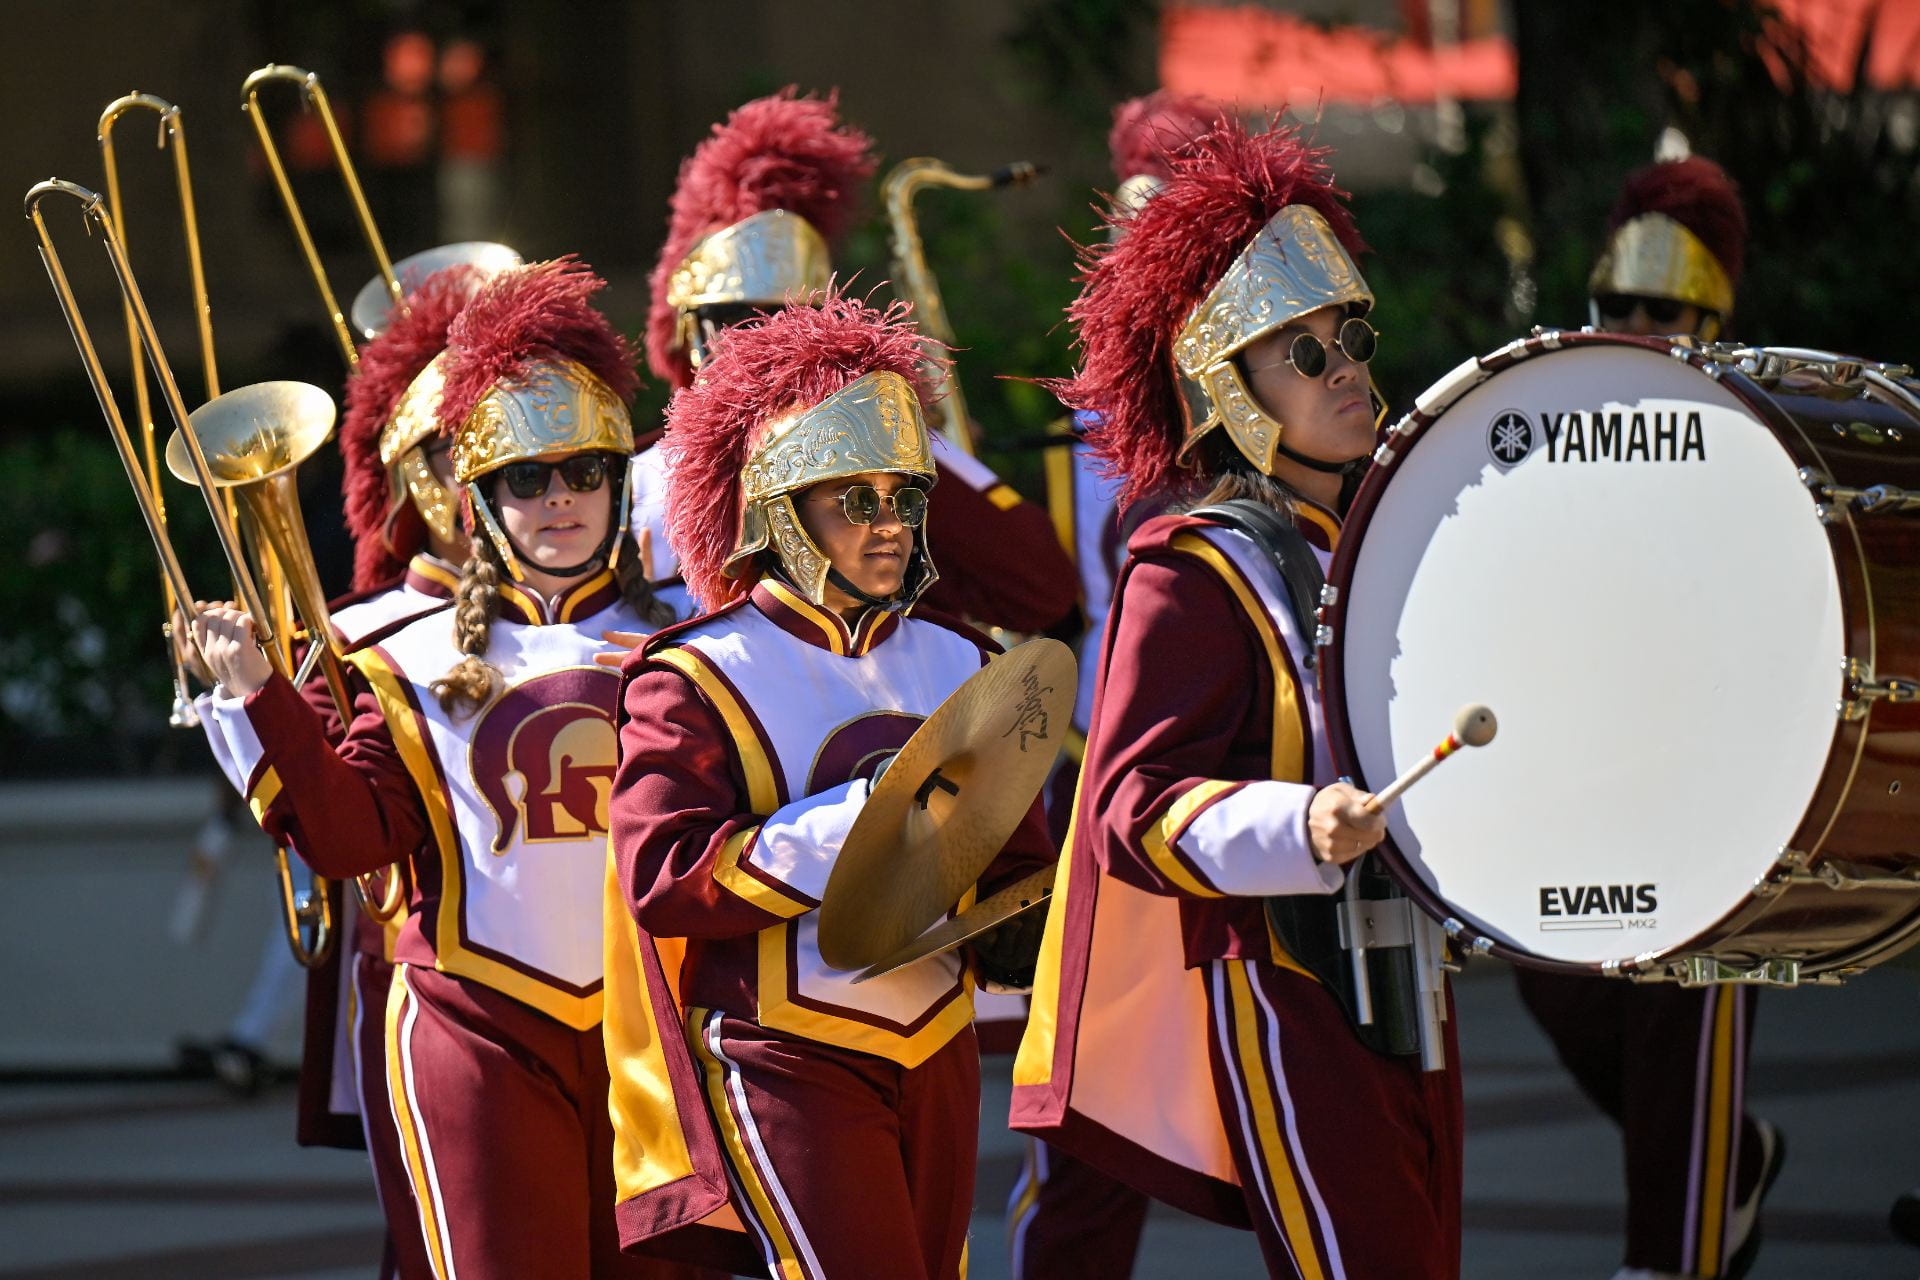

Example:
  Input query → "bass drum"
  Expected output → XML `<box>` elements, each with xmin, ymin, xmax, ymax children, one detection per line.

<box><xmin>1318</xmin><ymin>332</ymin><xmax>1920</xmax><ymax>983</ymax></box>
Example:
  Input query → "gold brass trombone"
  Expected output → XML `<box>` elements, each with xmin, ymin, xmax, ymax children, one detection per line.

<box><xmin>27</xmin><ymin>179</ymin><xmax>339</xmax><ymax>969</ymax></box>
<box><xmin>97</xmin><ymin>93</ymin><xmax>222</xmax><ymax>729</ymax></box>
<box><xmin>242</xmin><ymin>62</ymin><xmax>437</xmax><ymax>922</ymax></box>
<box><xmin>241</xmin><ymin>64</ymin><xmax>402</xmax><ymax>366</ymax></box>
<box><xmin>883</xmin><ymin>157</ymin><xmax>1043</xmax><ymax>458</ymax></box>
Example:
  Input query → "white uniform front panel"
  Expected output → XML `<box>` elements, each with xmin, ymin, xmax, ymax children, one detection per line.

<box><xmin>1337</xmin><ymin>344</ymin><xmax>1845</xmax><ymax>964</ymax></box>
<box><xmin>371</xmin><ymin>599</ymin><xmax>647</xmax><ymax>990</ymax></box>
<box><xmin>681</xmin><ymin>609</ymin><xmax>986</xmax><ymax>1027</ymax></box>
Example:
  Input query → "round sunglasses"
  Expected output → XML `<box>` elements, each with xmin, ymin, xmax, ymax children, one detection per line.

<box><xmin>1249</xmin><ymin>316</ymin><xmax>1379</xmax><ymax>380</ymax></box>
<box><xmin>499</xmin><ymin>453</ymin><xmax>614</xmax><ymax>500</ymax></box>
<box><xmin>816</xmin><ymin>483</ymin><xmax>928</xmax><ymax>529</ymax></box>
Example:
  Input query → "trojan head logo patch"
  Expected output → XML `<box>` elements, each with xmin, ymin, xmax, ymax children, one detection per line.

<box><xmin>472</xmin><ymin>666</ymin><xmax>620</xmax><ymax>855</ymax></box>
<box><xmin>808</xmin><ymin>711</ymin><xmax>925</xmax><ymax>793</ymax></box>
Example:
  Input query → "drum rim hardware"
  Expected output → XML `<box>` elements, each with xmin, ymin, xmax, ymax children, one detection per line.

<box><xmin>1840</xmin><ymin>656</ymin><xmax>1920</xmax><ymax>721</ymax></box>
<box><xmin>1799</xmin><ymin>468</ymin><xmax>1920</xmax><ymax>523</ymax></box>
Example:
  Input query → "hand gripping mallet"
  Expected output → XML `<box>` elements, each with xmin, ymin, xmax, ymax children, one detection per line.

<box><xmin>1343</xmin><ymin>704</ymin><xmax>1496</xmax><ymax>1073</ymax></box>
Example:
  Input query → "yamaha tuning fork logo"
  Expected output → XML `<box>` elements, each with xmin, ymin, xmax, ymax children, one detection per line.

<box><xmin>1488</xmin><ymin>410</ymin><xmax>1534</xmax><ymax>466</ymax></box>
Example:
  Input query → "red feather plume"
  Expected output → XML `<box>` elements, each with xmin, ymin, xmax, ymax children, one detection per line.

<box><xmin>1056</xmin><ymin>116</ymin><xmax>1366</xmax><ymax>511</ymax></box>
<box><xmin>1608</xmin><ymin>155</ymin><xmax>1747</xmax><ymax>288</ymax></box>
<box><xmin>436</xmin><ymin>256</ymin><xmax>640</xmax><ymax>441</ymax></box>
<box><xmin>662</xmin><ymin>289</ymin><xmax>940</xmax><ymax>611</ymax></box>
<box><xmin>339</xmin><ymin>264</ymin><xmax>486</xmax><ymax>591</ymax></box>
<box><xmin>645</xmin><ymin>88</ymin><xmax>878</xmax><ymax>391</ymax></box>
<box><xmin>1108</xmin><ymin>90</ymin><xmax>1230</xmax><ymax>182</ymax></box>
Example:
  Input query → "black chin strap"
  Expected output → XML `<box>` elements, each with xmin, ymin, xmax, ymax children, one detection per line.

<box><xmin>826</xmin><ymin>567</ymin><xmax>910</xmax><ymax>614</ymax></box>
<box><xmin>1274</xmin><ymin>437</ymin><xmax>1361</xmax><ymax>475</ymax></box>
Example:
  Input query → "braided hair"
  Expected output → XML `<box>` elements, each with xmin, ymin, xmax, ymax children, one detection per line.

<box><xmin>431</xmin><ymin>525</ymin><xmax>671</xmax><ymax>717</ymax></box>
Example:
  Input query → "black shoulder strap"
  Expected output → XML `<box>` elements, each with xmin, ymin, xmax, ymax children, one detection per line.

<box><xmin>1189</xmin><ymin>499</ymin><xmax>1325</xmax><ymax>649</ymax></box>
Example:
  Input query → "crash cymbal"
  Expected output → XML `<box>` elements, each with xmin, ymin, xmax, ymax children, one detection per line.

<box><xmin>851</xmin><ymin>865</ymin><xmax>1056</xmax><ymax>983</ymax></box>
<box><xmin>817</xmin><ymin>637</ymin><xmax>1074</xmax><ymax>972</ymax></box>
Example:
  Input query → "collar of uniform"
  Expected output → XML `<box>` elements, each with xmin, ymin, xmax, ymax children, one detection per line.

<box><xmin>752</xmin><ymin>578</ymin><xmax>901</xmax><ymax>658</ymax></box>
<box><xmin>1292</xmin><ymin>497</ymin><xmax>1341</xmax><ymax>553</ymax></box>
<box><xmin>404</xmin><ymin>553</ymin><xmax>461</xmax><ymax>600</ymax></box>
<box><xmin>496</xmin><ymin>568</ymin><xmax>621</xmax><ymax>626</ymax></box>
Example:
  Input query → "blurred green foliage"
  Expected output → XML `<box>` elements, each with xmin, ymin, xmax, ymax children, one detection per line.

<box><xmin>0</xmin><ymin>424</ymin><xmax>225</xmax><ymax>773</ymax></box>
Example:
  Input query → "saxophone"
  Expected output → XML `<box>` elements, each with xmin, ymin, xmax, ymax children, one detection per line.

<box><xmin>882</xmin><ymin>157</ymin><xmax>1042</xmax><ymax>458</ymax></box>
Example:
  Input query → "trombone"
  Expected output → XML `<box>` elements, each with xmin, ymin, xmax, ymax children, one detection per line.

<box><xmin>96</xmin><ymin>92</ymin><xmax>221</xmax><ymax>729</ymax></box>
<box><xmin>241</xmin><ymin>64</ymin><xmax>402</xmax><ymax>366</ymax></box>
<box><xmin>242</xmin><ymin>63</ymin><xmax>417</xmax><ymax>920</ymax></box>
<box><xmin>27</xmin><ymin>180</ymin><xmax>341</xmax><ymax>969</ymax></box>
<box><xmin>883</xmin><ymin>157</ymin><xmax>1043</xmax><ymax>458</ymax></box>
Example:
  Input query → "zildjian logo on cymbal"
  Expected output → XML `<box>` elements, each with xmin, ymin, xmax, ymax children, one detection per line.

<box><xmin>1003</xmin><ymin>667</ymin><xmax>1055</xmax><ymax>752</ymax></box>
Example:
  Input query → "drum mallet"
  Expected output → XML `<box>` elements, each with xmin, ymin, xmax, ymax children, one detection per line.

<box><xmin>1363</xmin><ymin>704</ymin><xmax>1498</xmax><ymax>813</ymax></box>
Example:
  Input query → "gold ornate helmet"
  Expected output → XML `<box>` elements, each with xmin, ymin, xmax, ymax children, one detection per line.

<box><xmin>1587</xmin><ymin>155</ymin><xmax>1746</xmax><ymax>340</ymax></box>
<box><xmin>1172</xmin><ymin>204</ymin><xmax>1373</xmax><ymax>474</ymax></box>
<box><xmin>645</xmin><ymin>89</ymin><xmax>878</xmax><ymax>390</ymax></box>
<box><xmin>1058</xmin><ymin>117</ymin><xmax>1375</xmax><ymax>512</ymax></box>
<box><xmin>340</xmin><ymin>253</ymin><xmax>517</xmax><ymax>590</ymax></box>
<box><xmin>663</xmin><ymin>210</ymin><xmax>832</xmax><ymax>364</ymax></box>
<box><xmin>433</xmin><ymin>259</ymin><xmax>642</xmax><ymax>583</ymax></box>
<box><xmin>664</xmin><ymin>294</ymin><xmax>942</xmax><ymax>612</ymax></box>
<box><xmin>724</xmin><ymin>369</ymin><xmax>938</xmax><ymax>605</ymax></box>
<box><xmin>353</xmin><ymin>245</ymin><xmax>522</xmax><ymax>557</ymax></box>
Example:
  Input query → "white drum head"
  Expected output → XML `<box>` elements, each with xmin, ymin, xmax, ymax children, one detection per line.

<box><xmin>1337</xmin><ymin>342</ymin><xmax>1845</xmax><ymax>965</ymax></box>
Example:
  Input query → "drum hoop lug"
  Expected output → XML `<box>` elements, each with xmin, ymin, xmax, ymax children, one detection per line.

<box><xmin>1372</xmin><ymin>443</ymin><xmax>1397</xmax><ymax>467</ymax></box>
<box><xmin>1313</xmin><ymin>623</ymin><xmax>1336</xmax><ymax>650</ymax></box>
<box><xmin>1841</xmin><ymin>656</ymin><xmax>1919</xmax><ymax>720</ymax></box>
<box><xmin>1317</xmin><ymin>583</ymin><xmax>1340</xmax><ymax>608</ymax></box>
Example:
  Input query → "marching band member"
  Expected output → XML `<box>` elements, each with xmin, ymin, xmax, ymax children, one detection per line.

<box><xmin>191</xmin><ymin>255</ymin><xmax>509</xmax><ymax>1280</ymax></box>
<box><xmin>1014</xmin><ymin>88</ymin><xmax>1227</xmax><ymax>1280</ymax></box>
<box><xmin>1011</xmin><ymin>116</ymin><xmax>1464</xmax><ymax>1279</ymax></box>
<box><xmin>646</xmin><ymin>86</ymin><xmax>1079</xmax><ymax>637</ymax></box>
<box><xmin>604</xmin><ymin>291</ymin><xmax>1053</xmax><ymax>1280</ymax></box>
<box><xmin>192</xmin><ymin>258</ymin><xmax>690</xmax><ymax>1280</ymax></box>
<box><xmin>1520</xmin><ymin>153</ymin><xmax>1783</xmax><ymax>1280</ymax></box>
<box><xmin>1586</xmin><ymin>154</ymin><xmax>1746</xmax><ymax>342</ymax></box>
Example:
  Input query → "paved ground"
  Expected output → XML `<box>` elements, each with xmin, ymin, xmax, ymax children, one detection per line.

<box><xmin>5</xmin><ymin>963</ymin><xmax>1920</xmax><ymax>1279</ymax></box>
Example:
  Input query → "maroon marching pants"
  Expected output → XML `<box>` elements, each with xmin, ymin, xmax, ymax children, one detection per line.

<box><xmin>686</xmin><ymin>1008</ymin><xmax>980</xmax><ymax>1280</ymax></box>
<box><xmin>1203</xmin><ymin>959</ymin><xmax>1463</xmax><ymax>1280</ymax></box>
<box><xmin>351</xmin><ymin>952</ymin><xmax>434</xmax><ymax>1280</ymax></box>
<box><xmin>1006</xmin><ymin>1137</ymin><xmax>1150</xmax><ymax>1279</ymax></box>
<box><xmin>1516</xmin><ymin>969</ymin><xmax>1765</xmax><ymax>1275</ymax></box>
<box><xmin>383</xmin><ymin>963</ymin><xmax>710</xmax><ymax>1280</ymax></box>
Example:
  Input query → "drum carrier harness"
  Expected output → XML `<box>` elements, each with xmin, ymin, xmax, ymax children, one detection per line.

<box><xmin>1192</xmin><ymin>499</ymin><xmax>1452</xmax><ymax>1070</ymax></box>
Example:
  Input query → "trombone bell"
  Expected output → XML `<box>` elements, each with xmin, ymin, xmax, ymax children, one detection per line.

<box><xmin>164</xmin><ymin>381</ymin><xmax>336</xmax><ymax>487</ymax></box>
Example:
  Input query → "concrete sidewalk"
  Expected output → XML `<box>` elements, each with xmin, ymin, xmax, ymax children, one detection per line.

<box><xmin>4</xmin><ymin>963</ymin><xmax>1918</xmax><ymax>1278</ymax></box>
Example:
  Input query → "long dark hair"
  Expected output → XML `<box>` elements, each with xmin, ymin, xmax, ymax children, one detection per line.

<box><xmin>1177</xmin><ymin>437</ymin><xmax>1308</xmax><ymax>517</ymax></box>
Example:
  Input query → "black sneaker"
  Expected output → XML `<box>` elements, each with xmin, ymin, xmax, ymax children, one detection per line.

<box><xmin>1890</xmin><ymin>1187</ymin><xmax>1920</xmax><ymax>1247</ymax></box>
<box><xmin>1725</xmin><ymin>1120</ymin><xmax>1786</xmax><ymax>1280</ymax></box>
<box><xmin>208</xmin><ymin>1038</ymin><xmax>268</xmax><ymax>1098</ymax></box>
